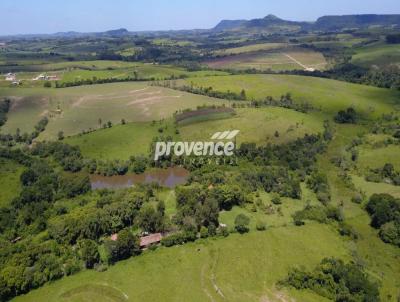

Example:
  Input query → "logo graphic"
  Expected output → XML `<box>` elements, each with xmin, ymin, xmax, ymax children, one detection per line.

<box><xmin>154</xmin><ymin>130</ymin><xmax>240</xmax><ymax>161</ymax></box>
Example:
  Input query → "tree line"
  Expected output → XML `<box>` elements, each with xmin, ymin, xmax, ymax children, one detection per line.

<box><xmin>0</xmin><ymin>99</ymin><xmax>10</xmax><ymax>127</ymax></box>
<box><xmin>366</xmin><ymin>193</ymin><xmax>400</xmax><ymax>247</ymax></box>
<box><xmin>281</xmin><ymin>258</ymin><xmax>380</xmax><ymax>301</ymax></box>
<box><xmin>53</xmin><ymin>73</ymin><xmax>188</xmax><ymax>88</ymax></box>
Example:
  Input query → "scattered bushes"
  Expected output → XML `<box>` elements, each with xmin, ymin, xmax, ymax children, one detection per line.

<box><xmin>79</xmin><ymin>239</ymin><xmax>100</xmax><ymax>268</ymax></box>
<box><xmin>379</xmin><ymin>221</ymin><xmax>400</xmax><ymax>246</ymax></box>
<box><xmin>338</xmin><ymin>222</ymin><xmax>359</xmax><ymax>240</ymax></box>
<box><xmin>104</xmin><ymin>229</ymin><xmax>140</xmax><ymax>264</ymax></box>
<box><xmin>386</xmin><ymin>33</ymin><xmax>400</xmax><ymax>44</ymax></box>
<box><xmin>366</xmin><ymin>193</ymin><xmax>400</xmax><ymax>247</ymax></box>
<box><xmin>0</xmin><ymin>99</ymin><xmax>11</xmax><ymax>127</ymax></box>
<box><xmin>366</xmin><ymin>163</ymin><xmax>400</xmax><ymax>186</ymax></box>
<box><xmin>56</xmin><ymin>73</ymin><xmax>187</xmax><ymax>88</ymax></box>
<box><xmin>293</xmin><ymin>205</ymin><xmax>342</xmax><ymax>225</ymax></box>
<box><xmin>281</xmin><ymin>258</ymin><xmax>379</xmax><ymax>302</ymax></box>
<box><xmin>306</xmin><ymin>172</ymin><xmax>331</xmax><ymax>204</ymax></box>
<box><xmin>334</xmin><ymin>107</ymin><xmax>357</xmax><ymax>124</ymax></box>
<box><xmin>234</xmin><ymin>214</ymin><xmax>250</xmax><ymax>233</ymax></box>
<box><xmin>256</xmin><ymin>219</ymin><xmax>267</xmax><ymax>231</ymax></box>
<box><xmin>158</xmin><ymin>82</ymin><xmax>247</xmax><ymax>101</ymax></box>
<box><xmin>161</xmin><ymin>231</ymin><xmax>197</xmax><ymax>247</ymax></box>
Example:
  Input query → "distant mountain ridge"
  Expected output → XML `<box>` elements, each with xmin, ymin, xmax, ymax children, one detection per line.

<box><xmin>104</xmin><ymin>28</ymin><xmax>129</xmax><ymax>36</ymax></box>
<box><xmin>213</xmin><ymin>20</ymin><xmax>247</xmax><ymax>31</ymax></box>
<box><xmin>314</xmin><ymin>14</ymin><xmax>400</xmax><ymax>30</ymax></box>
<box><xmin>212</xmin><ymin>14</ymin><xmax>400</xmax><ymax>32</ymax></box>
<box><xmin>3</xmin><ymin>14</ymin><xmax>400</xmax><ymax>38</ymax></box>
<box><xmin>213</xmin><ymin>14</ymin><xmax>307</xmax><ymax>31</ymax></box>
<box><xmin>245</xmin><ymin>14</ymin><xmax>310</xmax><ymax>29</ymax></box>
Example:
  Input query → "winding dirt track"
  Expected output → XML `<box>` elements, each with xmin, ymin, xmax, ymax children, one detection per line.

<box><xmin>282</xmin><ymin>53</ymin><xmax>308</xmax><ymax>70</ymax></box>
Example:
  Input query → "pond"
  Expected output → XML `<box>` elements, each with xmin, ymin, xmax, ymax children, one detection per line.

<box><xmin>90</xmin><ymin>167</ymin><xmax>189</xmax><ymax>190</ymax></box>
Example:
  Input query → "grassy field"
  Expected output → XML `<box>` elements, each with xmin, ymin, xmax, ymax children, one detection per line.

<box><xmin>152</xmin><ymin>38</ymin><xmax>197</xmax><ymax>47</ymax></box>
<box><xmin>312</xmin><ymin>123</ymin><xmax>400</xmax><ymax>300</ymax></box>
<box><xmin>212</xmin><ymin>43</ymin><xmax>288</xmax><ymax>56</ymax></box>
<box><xmin>177</xmin><ymin>111</ymin><xmax>235</xmax><ymax>126</ymax></box>
<box><xmin>0</xmin><ymin>60</ymin><xmax>229</xmax><ymax>87</ymax></box>
<box><xmin>13</xmin><ymin>223</ymin><xmax>349</xmax><ymax>302</ymax></box>
<box><xmin>2</xmin><ymin>67</ymin><xmax>400</xmax><ymax>302</ymax></box>
<box><xmin>156</xmin><ymin>189</ymin><xmax>177</xmax><ymax>218</ymax></box>
<box><xmin>310</xmin><ymin>38</ymin><xmax>369</xmax><ymax>49</ymax></box>
<box><xmin>0</xmin><ymin>158</ymin><xmax>24</xmax><ymax>207</ymax></box>
<box><xmin>351</xmin><ymin>42</ymin><xmax>400</xmax><ymax>68</ymax></box>
<box><xmin>0</xmin><ymin>82</ymin><xmax>229</xmax><ymax>139</ymax></box>
<box><xmin>346</xmin><ymin>211</ymin><xmax>400</xmax><ymax>301</ymax></box>
<box><xmin>0</xmin><ymin>60</ymin><xmax>141</xmax><ymax>73</ymax></box>
<box><xmin>183</xmin><ymin>74</ymin><xmax>400</xmax><ymax>117</ymax></box>
<box><xmin>352</xmin><ymin>174</ymin><xmax>400</xmax><ymax>198</ymax></box>
<box><xmin>65</xmin><ymin>120</ymin><xmax>177</xmax><ymax>160</ymax></box>
<box><xmin>43</xmin><ymin>120</ymin><xmax>400</xmax><ymax>302</ymax></box>
<box><xmin>179</xmin><ymin>107</ymin><xmax>324</xmax><ymax>145</ymax></box>
<box><xmin>0</xmin><ymin>60</ymin><xmax>185</xmax><ymax>73</ymax></box>
<box><xmin>219</xmin><ymin>184</ymin><xmax>321</xmax><ymax>232</ymax></box>
<box><xmin>63</xmin><ymin>106</ymin><xmax>322</xmax><ymax>161</ymax></box>
<box><xmin>357</xmin><ymin>144</ymin><xmax>400</xmax><ymax>171</ymax></box>
<box><xmin>205</xmin><ymin>48</ymin><xmax>327</xmax><ymax>71</ymax></box>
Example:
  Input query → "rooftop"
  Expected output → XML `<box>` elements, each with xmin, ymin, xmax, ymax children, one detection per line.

<box><xmin>140</xmin><ymin>233</ymin><xmax>162</xmax><ymax>247</ymax></box>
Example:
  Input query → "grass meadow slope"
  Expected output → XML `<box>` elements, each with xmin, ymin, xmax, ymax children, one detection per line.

<box><xmin>0</xmin><ymin>158</ymin><xmax>24</xmax><ymax>207</ymax></box>
<box><xmin>4</xmin><ymin>73</ymin><xmax>400</xmax><ymax>302</ymax></box>
<box><xmin>13</xmin><ymin>224</ymin><xmax>348</xmax><ymax>302</ymax></box>
<box><xmin>0</xmin><ymin>82</ymin><xmax>229</xmax><ymax>139</ymax></box>
<box><xmin>1</xmin><ymin>20</ymin><xmax>400</xmax><ymax>302</ymax></box>
<box><xmin>183</xmin><ymin>74</ymin><xmax>400</xmax><ymax>117</ymax></box>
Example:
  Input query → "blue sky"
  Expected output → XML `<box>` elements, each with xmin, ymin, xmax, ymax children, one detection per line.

<box><xmin>1</xmin><ymin>0</ymin><xmax>400</xmax><ymax>35</ymax></box>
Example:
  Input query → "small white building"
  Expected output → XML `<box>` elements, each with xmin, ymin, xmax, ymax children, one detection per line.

<box><xmin>33</xmin><ymin>74</ymin><xmax>46</xmax><ymax>81</ymax></box>
<box><xmin>5</xmin><ymin>73</ymin><xmax>16</xmax><ymax>81</ymax></box>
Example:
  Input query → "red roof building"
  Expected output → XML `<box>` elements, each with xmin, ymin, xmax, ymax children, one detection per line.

<box><xmin>140</xmin><ymin>233</ymin><xmax>162</xmax><ymax>248</ymax></box>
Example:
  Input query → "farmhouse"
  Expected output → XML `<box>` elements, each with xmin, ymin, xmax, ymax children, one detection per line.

<box><xmin>140</xmin><ymin>233</ymin><xmax>162</xmax><ymax>248</ymax></box>
<box><xmin>109</xmin><ymin>232</ymin><xmax>163</xmax><ymax>248</ymax></box>
<box><xmin>5</xmin><ymin>73</ymin><xmax>16</xmax><ymax>81</ymax></box>
<box><xmin>33</xmin><ymin>74</ymin><xmax>46</xmax><ymax>81</ymax></box>
<box><xmin>33</xmin><ymin>74</ymin><xmax>59</xmax><ymax>81</ymax></box>
<box><xmin>47</xmin><ymin>75</ymin><xmax>58</xmax><ymax>80</ymax></box>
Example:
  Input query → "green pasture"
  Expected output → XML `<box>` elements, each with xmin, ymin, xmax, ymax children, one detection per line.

<box><xmin>0</xmin><ymin>82</ymin><xmax>228</xmax><ymax>139</ymax></box>
<box><xmin>179</xmin><ymin>107</ymin><xmax>324</xmax><ymax>145</ymax></box>
<box><xmin>352</xmin><ymin>174</ymin><xmax>400</xmax><ymax>199</ymax></box>
<box><xmin>13</xmin><ymin>223</ymin><xmax>349</xmax><ymax>302</ymax></box>
<box><xmin>219</xmin><ymin>184</ymin><xmax>321</xmax><ymax>232</ymax></box>
<box><xmin>183</xmin><ymin>74</ymin><xmax>400</xmax><ymax>117</ymax></box>
<box><xmin>64</xmin><ymin>103</ymin><xmax>323</xmax><ymax>161</ymax></box>
<box><xmin>352</xmin><ymin>42</ymin><xmax>400</xmax><ymax>67</ymax></box>
<box><xmin>312</xmin><ymin>123</ymin><xmax>400</xmax><ymax>300</ymax></box>
<box><xmin>357</xmin><ymin>144</ymin><xmax>400</xmax><ymax>172</ymax></box>
<box><xmin>206</xmin><ymin>49</ymin><xmax>327</xmax><ymax>71</ymax></box>
<box><xmin>212</xmin><ymin>43</ymin><xmax>288</xmax><ymax>55</ymax></box>
<box><xmin>0</xmin><ymin>158</ymin><xmax>24</xmax><ymax>207</ymax></box>
<box><xmin>65</xmin><ymin>120</ymin><xmax>177</xmax><ymax>160</ymax></box>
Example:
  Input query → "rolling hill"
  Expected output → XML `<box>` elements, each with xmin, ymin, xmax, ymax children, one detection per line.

<box><xmin>212</xmin><ymin>14</ymin><xmax>400</xmax><ymax>32</ymax></box>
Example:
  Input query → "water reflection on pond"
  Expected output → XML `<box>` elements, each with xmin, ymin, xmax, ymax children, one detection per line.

<box><xmin>90</xmin><ymin>167</ymin><xmax>189</xmax><ymax>189</ymax></box>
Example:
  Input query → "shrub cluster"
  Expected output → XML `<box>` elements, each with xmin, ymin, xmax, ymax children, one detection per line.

<box><xmin>281</xmin><ymin>258</ymin><xmax>379</xmax><ymax>302</ymax></box>
<box><xmin>366</xmin><ymin>193</ymin><xmax>400</xmax><ymax>247</ymax></box>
